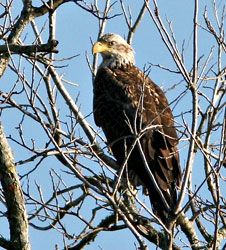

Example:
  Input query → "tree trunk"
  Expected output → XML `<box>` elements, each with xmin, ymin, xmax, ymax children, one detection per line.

<box><xmin>0</xmin><ymin>124</ymin><xmax>30</xmax><ymax>250</ymax></box>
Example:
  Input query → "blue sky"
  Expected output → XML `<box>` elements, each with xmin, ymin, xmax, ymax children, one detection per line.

<box><xmin>0</xmin><ymin>0</ymin><xmax>225</xmax><ymax>249</ymax></box>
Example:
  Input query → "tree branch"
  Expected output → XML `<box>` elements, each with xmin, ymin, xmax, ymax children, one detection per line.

<box><xmin>0</xmin><ymin>40</ymin><xmax>58</xmax><ymax>54</ymax></box>
<box><xmin>0</xmin><ymin>237</ymin><xmax>12</xmax><ymax>249</ymax></box>
<box><xmin>178</xmin><ymin>213</ymin><xmax>200</xmax><ymax>250</ymax></box>
<box><xmin>0</xmin><ymin>123</ymin><xmax>30</xmax><ymax>250</ymax></box>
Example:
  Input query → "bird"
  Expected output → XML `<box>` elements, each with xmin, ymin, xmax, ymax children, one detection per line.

<box><xmin>92</xmin><ymin>33</ymin><xmax>181</xmax><ymax>222</ymax></box>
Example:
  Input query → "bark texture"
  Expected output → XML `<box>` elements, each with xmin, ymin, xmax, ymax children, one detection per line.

<box><xmin>0</xmin><ymin>124</ymin><xmax>30</xmax><ymax>250</ymax></box>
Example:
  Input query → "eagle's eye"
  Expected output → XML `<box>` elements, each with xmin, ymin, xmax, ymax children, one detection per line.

<box><xmin>109</xmin><ymin>41</ymin><xmax>116</xmax><ymax>46</ymax></box>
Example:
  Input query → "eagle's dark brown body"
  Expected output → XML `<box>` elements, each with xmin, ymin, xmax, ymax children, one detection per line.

<box><xmin>93</xmin><ymin>64</ymin><xmax>181</xmax><ymax>221</ymax></box>
<box><xmin>92</xmin><ymin>33</ymin><xmax>181</xmax><ymax>222</ymax></box>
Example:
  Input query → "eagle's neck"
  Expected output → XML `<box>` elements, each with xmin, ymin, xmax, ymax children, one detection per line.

<box><xmin>100</xmin><ymin>53</ymin><xmax>135</xmax><ymax>69</ymax></box>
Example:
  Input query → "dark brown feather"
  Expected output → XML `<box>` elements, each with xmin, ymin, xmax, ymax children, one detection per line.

<box><xmin>93</xmin><ymin>65</ymin><xmax>181</xmax><ymax>221</ymax></box>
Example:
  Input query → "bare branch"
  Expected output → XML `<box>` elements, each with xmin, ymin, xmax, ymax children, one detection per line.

<box><xmin>175</xmin><ymin>0</ymin><xmax>199</xmax><ymax>214</ymax></box>
<box><xmin>0</xmin><ymin>124</ymin><xmax>30</xmax><ymax>250</ymax></box>
<box><xmin>0</xmin><ymin>40</ymin><xmax>58</xmax><ymax>54</ymax></box>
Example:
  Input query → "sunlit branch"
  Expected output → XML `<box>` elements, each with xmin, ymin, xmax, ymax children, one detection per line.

<box><xmin>175</xmin><ymin>0</ymin><xmax>199</xmax><ymax>214</ymax></box>
<box><xmin>0</xmin><ymin>124</ymin><xmax>31</xmax><ymax>250</ymax></box>
<box><xmin>145</xmin><ymin>0</ymin><xmax>190</xmax><ymax>83</ymax></box>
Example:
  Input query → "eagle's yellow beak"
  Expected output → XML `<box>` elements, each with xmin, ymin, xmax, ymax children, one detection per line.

<box><xmin>92</xmin><ymin>41</ymin><xmax>110</xmax><ymax>54</ymax></box>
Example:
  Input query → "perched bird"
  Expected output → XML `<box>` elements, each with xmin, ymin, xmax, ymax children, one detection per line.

<box><xmin>92</xmin><ymin>33</ymin><xmax>181</xmax><ymax>222</ymax></box>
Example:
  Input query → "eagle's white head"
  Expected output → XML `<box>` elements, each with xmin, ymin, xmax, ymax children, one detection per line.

<box><xmin>92</xmin><ymin>33</ymin><xmax>135</xmax><ymax>68</ymax></box>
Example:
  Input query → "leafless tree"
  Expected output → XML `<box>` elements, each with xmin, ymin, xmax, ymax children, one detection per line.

<box><xmin>0</xmin><ymin>1</ymin><xmax>225</xmax><ymax>250</ymax></box>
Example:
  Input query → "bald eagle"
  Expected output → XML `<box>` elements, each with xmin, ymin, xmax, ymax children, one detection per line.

<box><xmin>92</xmin><ymin>33</ymin><xmax>181</xmax><ymax>222</ymax></box>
